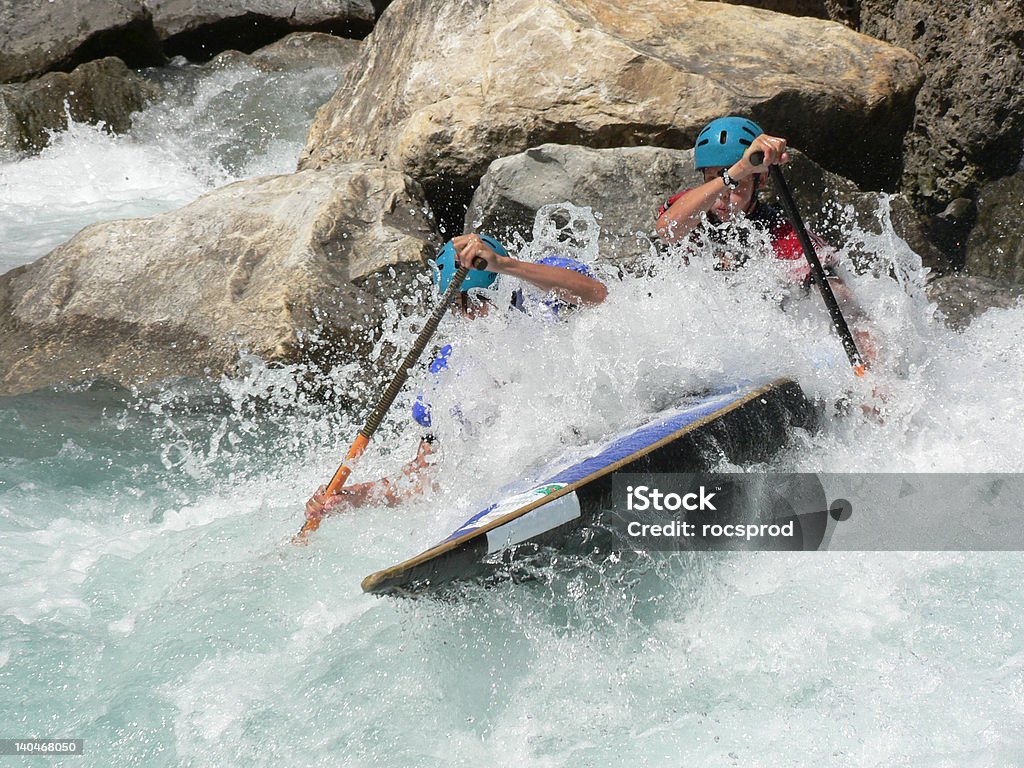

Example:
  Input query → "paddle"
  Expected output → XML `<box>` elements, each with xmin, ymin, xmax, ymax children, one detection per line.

<box><xmin>750</xmin><ymin>151</ymin><xmax>866</xmax><ymax>377</ymax></box>
<box><xmin>294</xmin><ymin>255</ymin><xmax>486</xmax><ymax>543</ymax></box>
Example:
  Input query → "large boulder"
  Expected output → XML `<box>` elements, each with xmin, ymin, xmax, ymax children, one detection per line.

<box><xmin>145</xmin><ymin>0</ymin><xmax>376</xmax><ymax>61</ymax></box>
<box><xmin>964</xmin><ymin>172</ymin><xmax>1024</xmax><ymax>285</ymax></box>
<box><xmin>466</xmin><ymin>143</ymin><xmax>943</xmax><ymax>270</ymax></box>
<box><xmin>0</xmin><ymin>0</ymin><xmax>164</xmax><ymax>83</ymax></box>
<box><xmin>300</xmin><ymin>0</ymin><xmax>920</xmax><ymax>197</ymax></box>
<box><xmin>0</xmin><ymin>163</ymin><xmax>440</xmax><ymax>396</ymax></box>
<box><xmin>859</xmin><ymin>1</ymin><xmax>1024</xmax><ymax>213</ymax></box>
<box><xmin>0</xmin><ymin>57</ymin><xmax>161</xmax><ymax>154</ymax></box>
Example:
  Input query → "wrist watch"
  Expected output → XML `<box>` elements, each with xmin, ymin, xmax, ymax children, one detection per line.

<box><xmin>719</xmin><ymin>168</ymin><xmax>740</xmax><ymax>190</ymax></box>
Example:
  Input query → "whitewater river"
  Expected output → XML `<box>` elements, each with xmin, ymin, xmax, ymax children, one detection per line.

<box><xmin>1</xmin><ymin>56</ymin><xmax>1022</xmax><ymax>767</ymax></box>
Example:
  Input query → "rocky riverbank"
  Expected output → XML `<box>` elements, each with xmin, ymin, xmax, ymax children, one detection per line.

<box><xmin>1</xmin><ymin>0</ymin><xmax>1021</xmax><ymax>395</ymax></box>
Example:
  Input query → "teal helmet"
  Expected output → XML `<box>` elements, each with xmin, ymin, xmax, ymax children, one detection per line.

<box><xmin>432</xmin><ymin>234</ymin><xmax>508</xmax><ymax>294</ymax></box>
<box><xmin>694</xmin><ymin>116</ymin><xmax>764</xmax><ymax>169</ymax></box>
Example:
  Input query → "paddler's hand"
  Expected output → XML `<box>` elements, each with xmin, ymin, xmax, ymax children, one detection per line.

<box><xmin>731</xmin><ymin>134</ymin><xmax>790</xmax><ymax>180</ymax></box>
<box><xmin>305</xmin><ymin>484</ymin><xmax>360</xmax><ymax>521</ymax></box>
<box><xmin>853</xmin><ymin>328</ymin><xmax>879</xmax><ymax>369</ymax></box>
<box><xmin>305</xmin><ymin>485</ymin><xmax>331</xmax><ymax>522</ymax></box>
<box><xmin>452</xmin><ymin>233</ymin><xmax>506</xmax><ymax>272</ymax></box>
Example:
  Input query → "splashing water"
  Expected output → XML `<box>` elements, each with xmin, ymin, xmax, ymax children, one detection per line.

<box><xmin>0</xmin><ymin>57</ymin><xmax>344</xmax><ymax>274</ymax></box>
<box><xmin>2</xmin><ymin>73</ymin><xmax>1024</xmax><ymax>765</ymax></box>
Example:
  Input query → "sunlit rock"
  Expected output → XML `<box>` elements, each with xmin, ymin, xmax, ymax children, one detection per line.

<box><xmin>300</xmin><ymin>0</ymin><xmax>921</xmax><ymax>194</ymax></box>
<box><xmin>205</xmin><ymin>32</ymin><xmax>364</xmax><ymax>74</ymax></box>
<box><xmin>0</xmin><ymin>163</ymin><xmax>439</xmax><ymax>395</ymax></box>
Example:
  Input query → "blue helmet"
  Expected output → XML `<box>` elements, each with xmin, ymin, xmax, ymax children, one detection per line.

<box><xmin>694</xmin><ymin>116</ymin><xmax>764</xmax><ymax>169</ymax></box>
<box><xmin>432</xmin><ymin>234</ymin><xmax>508</xmax><ymax>294</ymax></box>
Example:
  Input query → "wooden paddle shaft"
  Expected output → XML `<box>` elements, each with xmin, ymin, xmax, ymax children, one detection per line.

<box><xmin>298</xmin><ymin>256</ymin><xmax>486</xmax><ymax>539</ymax></box>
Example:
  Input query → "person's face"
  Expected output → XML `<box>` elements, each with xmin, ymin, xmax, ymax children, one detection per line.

<box><xmin>703</xmin><ymin>167</ymin><xmax>757</xmax><ymax>221</ymax></box>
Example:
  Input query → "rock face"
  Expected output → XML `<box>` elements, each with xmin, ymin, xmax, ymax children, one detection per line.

<box><xmin>965</xmin><ymin>173</ymin><xmax>1024</xmax><ymax>285</ymax></box>
<box><xmin>926</xmin><ymin>275</ymin><xmax>1023</xmax><ymax>331</ymax></box>
<box><xmin>0</xmin><ymin>57</ymin><xmax>161</xmax><ymax>153</ymax></box>
<box><xmin>146</xmin><ymin>0</ymin><xmax>376</xmax><ymax>60</ymax></box>
<box><xmin>859</xmin><ymin>1</ymin><xmax>1024</xmax><ymax>213</ymax></box>
<box><xmin>0</xmin><ymin>163</ymin><xmax>439</xmax><ymax>396</ymax></box>
<box><xmin>467</xmin><ymin>144</ymin><xmax>702</xmax><ymax>260</ymax></box>
<box><xmin>206</xmin><ymin>32</ymin><xmax>363</xmax><ymax>73</ymax></box>
<box><xmin>300</xmin><ymin>0</ymin><xmax>921</xmax><ymax>195</ymax></box>
<box><xmin>467</xmin><ymin>143</ymin><xmax>942</xmax><ymax>270</ymax></box>
<box><xmin>249</xmin><ymin>32</ymin><xmax>363</xmax><ymax>71</ymax></box>
<box><xmin>0</xmin><ymin>0</ymin><xmax>164</xmax><ymax>83</ymax></box>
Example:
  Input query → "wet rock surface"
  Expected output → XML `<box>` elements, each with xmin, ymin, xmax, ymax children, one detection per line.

<box><xmin>0</xmin><ymin>57</ymin><xmax>161</xmax><ymax>153</ymax></box>
<box><xmin>0</xmin><ymin>163</ymin><xmax>439</xmax><ymax>395</ymax></box>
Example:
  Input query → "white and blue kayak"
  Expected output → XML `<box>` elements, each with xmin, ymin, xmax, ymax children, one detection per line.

<box><xmin>361</xmin><ymin>377</ymin><xmax>814</xmax><ymax>596</ymax></box>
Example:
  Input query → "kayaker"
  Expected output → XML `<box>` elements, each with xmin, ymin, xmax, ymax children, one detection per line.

<box><xmin>305</xmin><ymin>233</ymin><xmax>607</xmax><ymax>521</ymax></box>
<box><xmin>655</xmin><ymin>116</ymin><xmax>877</xmax><ymax>364</ymax></box>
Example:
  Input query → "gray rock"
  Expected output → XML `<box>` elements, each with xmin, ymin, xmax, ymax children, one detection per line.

<box><xmin>300</xmin><ymin>0</ymin><xmax>921</xmax><ymax>194</ymax></box>
<box><xmin>0</xmin><ymin>163</ymin><xmax>440</xmax><ymax>396</ymax></box>
<box><xmin>926</xmin><ymin>274</ymin><xmax>1023</xmax><ymax>331</ymax></box>
<box><xmin>146</xmin><ymin>0</ymin><xmax>376</xmax><ymax>60</ymax></box>
<box><xmin>859</xmin><ymin>1</ymin><xmax>1024</xmax><ymax>212</ymax></box>
<box><xmin>0</xmin><ymin>0</ymin><xmax>163</xmax><ymax>83</ymax></box>
<box><xmin>965</xmin><ymin>173</ymin><xmax>1024</xmax><ymax>285</ymax></box>
<box><xmin>466</xmin><ymin>144</ymin><xmax>702</xmax><ymax>262</ymax></box>
<box><xmin>467</xmin><ymin>143</ymin><xmax>944</xmax><ymax>271</ymax></box>
<box><xmin>0</xmin><ymin>57</ymin><xmax>161</xmax><ymax>154</ymax></box>
<box><xmin>938</xmin><ymin>198</ymin><xmax>973</xmax><ymax>223</ymax></box>
<box><xmin>205</xmin><ymin>32</ymin><xmax>363</xmax><ymax>73</ymax></box>
<box><xmin>250</xmin><ymin>32</ymin><xmax>363</xmax><ymax>71</ymax></box>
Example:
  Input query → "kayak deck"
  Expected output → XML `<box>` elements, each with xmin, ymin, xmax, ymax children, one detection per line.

<box><xmin>361</xmin><ymin>377</ymin><xmax>815</xmax><ymax>596</ymax></box>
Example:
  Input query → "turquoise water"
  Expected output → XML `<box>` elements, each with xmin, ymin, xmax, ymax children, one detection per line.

<box><xmin>2</xmin><ymin>58</ymin><xmax>1024</xmax><ymax>767</ymax></box>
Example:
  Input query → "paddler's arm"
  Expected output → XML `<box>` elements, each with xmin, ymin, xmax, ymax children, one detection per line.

<box><xmin>451</xmin><ymin>234</ymin><xmax>607</xmax><ymax>305</ymax></box>
<box><xmin>656</xmin><ymin>134</ymin><xmax>789</xmax><ymax>244</ymax></box>
<box><xmin>656</xmin><ymin>178</ymin><xmax>730</xmax><ymax>244</ymax></box>
<box><xmin>304</xmin><ymin>439</ymin><xmax>438</xmax><ymax>520</ymax></box>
